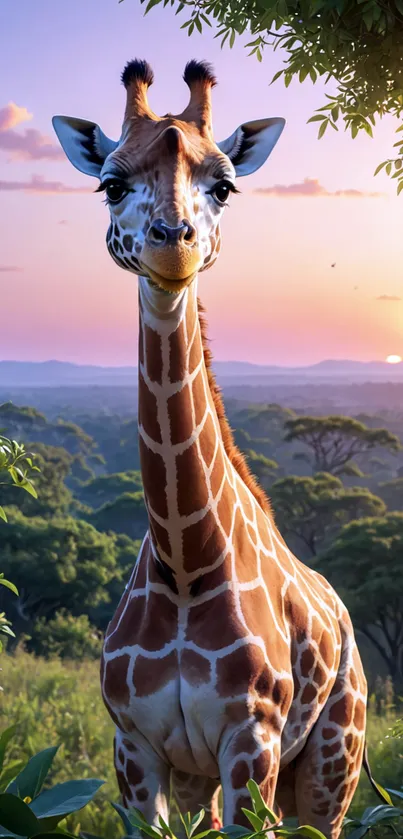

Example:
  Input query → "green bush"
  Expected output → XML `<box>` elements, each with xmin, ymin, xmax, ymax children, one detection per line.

<box><xmin>33</xmin><ymin>612</ymin><xmax>102</xmax><ymax>661</ymax></box>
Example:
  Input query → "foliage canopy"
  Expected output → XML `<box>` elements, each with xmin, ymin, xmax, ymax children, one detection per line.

<box><xmin>134</xmin><ymin>0</ymin><xmax>403</xmax><ymax>192</ymax></box>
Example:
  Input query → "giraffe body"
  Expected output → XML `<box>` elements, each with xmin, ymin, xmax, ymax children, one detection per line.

<box><xmin>53</xmin><ymin>59</ymin><xmax>367</xmax><ymax>839</ymax></box>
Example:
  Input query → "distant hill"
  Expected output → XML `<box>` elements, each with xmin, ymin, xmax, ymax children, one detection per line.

<box><xmin>1</xmin><ymin>358</ymin><xmax>403</xmax><ymax>387</ymax></box>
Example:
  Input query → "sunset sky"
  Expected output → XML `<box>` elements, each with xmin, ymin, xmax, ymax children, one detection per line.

<box><xmin>0</xmin><ymin>0</ymin><xmax>402</xmax><ymax>366</ymax></box>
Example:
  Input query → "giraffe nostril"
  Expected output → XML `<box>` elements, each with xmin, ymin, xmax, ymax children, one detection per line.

<box><xmin>147</xmin><ymin>218</ymin><xmax>197</xmax><ymax>247</ymax></box>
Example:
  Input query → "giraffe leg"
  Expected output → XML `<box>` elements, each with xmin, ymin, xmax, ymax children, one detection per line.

<box><xmin>114</xmin><ymin>728</ymin><xmax>171</xmax><ymax>827</ymax></box>
<box><xmin>219</xmin><ymin>729</ymin><xmax>282</xmax><ymax>828</ymax></box>
<box><xmin>171</xmin><ymin>771</ymin><xmax>222</xmax><ymax>829</ymax></box>
<box><xmin>294</xmin><ymin>650</ymin><xmax>367</xmax><ymax>839</ymax></box>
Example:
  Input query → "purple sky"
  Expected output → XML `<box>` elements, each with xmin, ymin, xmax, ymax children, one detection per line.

<box><xmin>0</xmin><ymin>0</ymin><xmax>402</xmax><ymax>365</ymax></box>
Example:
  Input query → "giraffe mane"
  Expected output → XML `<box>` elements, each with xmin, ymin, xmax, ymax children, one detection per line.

<box><xmin>197</xmin><ymin>298</ymin><xmax>272</xmax><ymax>517</ymax></box>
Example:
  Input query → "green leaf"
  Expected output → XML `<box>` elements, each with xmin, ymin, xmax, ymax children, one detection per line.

<box><xmin>19</xmin><ymin>481</ymin><xmax>37</xmax><ymax>499</ymax></box>
<box><xmin>7</xmin><ymin>747</ymin><xmax>59</xmax><ymax>801</ymax></box>
<box><xmin>158</xmin><ymin>814</ymin><xmax>174</xmax><ymax>837</ymax></box>
<box><xmin>397</xmin><ymin>179</ymin><xmax>403</xmax><ymax>195</ymax></box>
<box><xmin>0</xmin><ymin>793</ymin><xmax>40</xmax><ymax>836</ymax></box>
<box><xmin>144</xmin><ymin>0</ymin><xmax>162</xmax><ymax>13</ymax></box>
<box><xmin>318</xmin><ymin>119</ymin><xmax>328</xmax><ymax>138</ymax></box>
<box><xmin>270</xmin><ymin>70</ymin><xmax>283</xmax><ymax>84</ymax></box>
<box><xmin>0</xmin><ymin>627</ymin><xmax>15</xmax><ymax>638</ymax></box>
<box><xmin>0</xmin><ymin>763</ymin><xmax>24</xmax><ymax>794</ymax></box>
<box><xmin>30</xmin><ymin>779</ymin><xmax>104</xmax><ymax>820</ymax></box>
<box><xmin>386</xmin><ymin>161</ymin><xmax>392</xmax><ymax>175</ymax></box>
<box><xmin>246</xmin><ymin>780</ymin><xmax>269</xmax><ymax>822</ymax></box>
<box><xmin>190</xmin><ymin>811</ymin><xmax>206</xmax><ymax>837</ymax></box>
<box><xmin>0</xmin><ymin>508</ymin><xmax>7</xmax><ymax>523</ymax></box>
<box><xmin>0</xmin><ymin>579</ymin><xmax>18</xmax><ymax>596</ymax></box>
<box><xmin>220</xmin><ymin>827</ymin><xmax>253</xmax><ymax>838</ymax></box>
<box><xmin>110</xmin><ymin>802</ymin><xmax>136</xmax><ymax>836</ymax></box>
<box><xmin>0</xmin><ymin>730</ymin><xmax>16</xmax><ymax>776</ymax></box>
<box><xmin>240</xmin><ymin>810</ymin><xmax>264</xmax><ymax>832</ymax></box>
<box><xmin>307</xmin><ymin>115</ymin><xmax>327</xmax><ymax>123</ymax></box>
<box><xmin>374</xmin><ymin>160</ymin><xmax>387</xmax><ymax>176</ymax></box>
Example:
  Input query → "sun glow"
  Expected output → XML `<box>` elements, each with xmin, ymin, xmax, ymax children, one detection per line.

<box><xmin>386</xmin><ymin>355</ymin><xmax>402</xmax><ymax>364</ymax></box>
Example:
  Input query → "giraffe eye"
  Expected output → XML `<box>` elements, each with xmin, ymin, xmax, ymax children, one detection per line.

<box><xmin>105</xmin><ymin>181</ymin><xmax>128</xmax><ymax>204</ymax></box>
<box><xmin>208</xmin><ymin>181</ymin><xmax>234</xmax><ymax>206</ymax></box>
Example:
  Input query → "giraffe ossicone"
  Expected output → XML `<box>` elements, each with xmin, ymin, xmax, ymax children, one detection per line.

<box><xmin>53</xmin><ymin>59</ymin><xmax>368</xmax><ymax>839</ymax></box>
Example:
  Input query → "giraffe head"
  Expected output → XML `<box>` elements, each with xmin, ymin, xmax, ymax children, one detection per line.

<box><xmin>53</xmin><ymin>59</ymin><xmax>285</xmax><ymax>294</ymax></box>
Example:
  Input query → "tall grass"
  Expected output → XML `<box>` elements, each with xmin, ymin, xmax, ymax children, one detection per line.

<box><xmin>0</xmin><ymin>650</ymin><xmax>402</xmax><ymax>836</ymax></box>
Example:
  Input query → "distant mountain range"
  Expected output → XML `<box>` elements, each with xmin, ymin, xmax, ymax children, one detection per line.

<box><xmin>0</xmin><ymin>358</ymin><xmax>403</xmax><ymax>387</ymax></box>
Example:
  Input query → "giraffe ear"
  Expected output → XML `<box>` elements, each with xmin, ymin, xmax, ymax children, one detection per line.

<box><xmin>52</xmin><ymin>116</ymin><xmax>118</xmax><ymax>178</ymax></box>
<box><xmin>217</xmin><ymin>118</ymin><xmax>285</xmax><ymax>177</ymax></box>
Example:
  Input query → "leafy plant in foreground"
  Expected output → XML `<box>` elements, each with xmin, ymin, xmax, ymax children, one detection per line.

<box><xmin>0</xmin><ymin>727</ymin><xmax>103</xmax><ymax>839</ymax></box>
<box><xmin>0</xmin><ymin>421</ymin><xmax>40</xmax><ymax>523</ymax></box>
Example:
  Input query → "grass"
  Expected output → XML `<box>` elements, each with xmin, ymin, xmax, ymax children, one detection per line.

<box><xmin>0</xmin><ymin>650</ymin><xmax>402</xmax><ymax>836</ymax></box>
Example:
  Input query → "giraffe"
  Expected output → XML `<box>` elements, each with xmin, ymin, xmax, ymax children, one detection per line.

<box><xmin>53</xmin><ymin>59</ymin><xmax>370</xmax><ymax>839</ymax></box>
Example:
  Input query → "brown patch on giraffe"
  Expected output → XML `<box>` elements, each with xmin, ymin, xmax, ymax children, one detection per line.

<box><xmin>189</xmin><ymin>331</ymin><xmax>203</xmax><ymax>376</ymax></box>
<box><xmin>137</xmin><ymin>590</ymin><xmax>178</xmax><ymax>652</ymax></box>
<box><xmin>334</xmin><ymin>756</ymin><xmax>348</xmax><ymax>773</ymax></box>
<box><xmin>253</xmin><ymin>751</ymin><xmax>271</xmax><ymax>784</ymax></box>
<box><xmin>216</xmin><ymin>644</ymin><xmax>266</xmax><ymax>697</ymax></box>
<box><xmin>272</xmin><ymin>679</ymin><xmax>292</xmax><ymax>713</ymax></box>
<box><xmin>127</xmin><ymin>760</ymin><xmax>144</xmax><ymax>786</ymax></box>
<box><xmin>326</xmin><ymin>774</ymin><xmax>345</xmax><ymax>794</ymax></box>
<box><xmin>319</xmin><ymin>630</ymin><xmax>336</xmax><ymax>669</ymax></box>
<box><xmin>118</xmin><ymin>747</ymin><xmax>124</xmax><ymax>764</ymax></box>
<box><xmin>192</xmin><ymin>368</ymin><xmax>208</xmax><ymax>427</ymax></box>
<box><xmin>139</xmin><ymin>328</ymin><xmax>144</xmax><ymax>366</ymax></box>
<box><xmin>232</xmin><ymin>728</ymin><xmax>257</xmax><ymax>754</ymax></box>
<box><xmin>313</xmin><ymin>663</ymin><xmax>327</xmax><ymax>687</ymax></box>
<box><xmin>116</xmin><ymin>769</ymin><xmax>132</xmax><ymax>803</ymax></box>
<box><xmin>119</xmin><ymin>714</ymin><xmax>135</xmax><ymax>734</ymax></box>
<box><xmin>300</xmin><ymin>647</ymin><xmax>315</xmax><ymax>676</ymax></box>
<box><xmin>177</xmin><ymin>442</ymin><xmax>208</xmax><ymax>516</ymax></box>
<box><xmin>329</xmin><ymin>693</ymin><xmax>354</xmax><ymax>726</ymax></box>
<box><xmin>226</xmin><ymin>702</ymin><xmax>250</xmax><ymax>723</ymax></box>
<box><xmin>144</xmin><ymin>325</ymin><xmax>163</xmax><ymax>384</ymax></box>
<box><xmin>197</xmin><ymin>299</ymin><xmax>271</xmax><ymax>517</ymax></box>
<box><xmin>301</xmin><ymin>683</ymin><xmax>317</xmax><ymax>705</ymax></box>
<box><xmin>198</xmin><ymin>412</ymin><xmax>217</xmax><ymax>468</ymax></box>
<box><xmin>210</xmin><ymin>449</ymin><xmax>225</xmax><ymax>497</ymax></box>
<box><xmin>187</xmin><ymin>590</ymin><xmax>248</xmax><ymax>650</ymax></box>
<box><xmin>169</xmin><ymin>321</ymin><xmax>187</xmax><ymax>383</ymax></box>
<box><xmin>182</xmin><ymin>509</ymin><xmax>226</xmax><ymax>573</ymax></box>
<box><xmin>180</xmin><ymin>649</ymin><xmax>211</xmax><ymax>685</ymax></box>
<box><xmin>323</xmin><ymin>742</ymin><xmax>340</xmax><ymax>758</ymax></box>
<box><xmin>139</xmin><ymin>437</ymin><xmax>168</xmax><ymax>518</ymax></box>
<box><xmin>149</xmin><ymin>514</ymin><xmax>171</xmax><ymax>558</ymax></box>
<box><xmin>137</xmin><ymin>787</ymin><xmax>149</xmax><ymax>802</ymax></box>
<box><xmin>345</xmin><ymin>733</ymin><xmax>353</xmax><ymax>750</ymax></box>
<box><xmin>353</xmin><ymin>699</ymin><xmax>366</xmax><ymax>729</ymax></box>
<box><xmin>313</xmin><ymin>802</ymin><xmax>330</xmax><ymax>817</ymax></box>
<box><xmin>133</xmin><ymin>650</ymin><xmax>178</xmax><ymax>697</ymax></box>
<box><xmin>292</xmin><ymin>672</ymin><xmax>301</xmax><ymax>697</ymax></box>
<box><xmin>285</xmin><ymin>584</ymin><xmax>308</xmax><ymax>643</ymax></box>
<box><xmin>167</xmin><ymin>384</ymin><xmax>194</xmax><ymax>445</ymax></box>
<box><xmin>240</xmin><ymin>587</ymin><xmax>289</xmax><ymax>673</ymax></box>
<box><xmin>323</xmin><ymin>727</ymin><xmax>338</xmax><ymax>740</ymax></box>
<box><xmin>104</xmin><ymin>654</ymin><xmax>131</xmax><ymax>706</ymax></box>
<box><xmin>337</xmin><ymin>784</ymin><xmax>348</xmax><ymax>804</ymax></box>
<box><xmin>217</xmin><ymin>486</ymin><xmax>237</xmax><ymax>537</ymax></box>
<box><xmin>349</xmin><ymin>668</ymin><xmax>358</xmax><ymax>691</ymax></box>
<box><xmin>231</xmin><ymin>761</ymin><xmax>250</xmax><ymax>789</ymax></box>
<box><xmin>193</xmin><ymin>554</ymin><xmax>229</xmax><ymax>594</ymax></box>
<box><xmin>123</xmin><ymin>738</ymin><xmax>137</xmax><ymax>751</ymax></box>
<box><xmin>138</xmin><ymin>372</ymin><xmax>162</xmax><ymax>443</ymax></box>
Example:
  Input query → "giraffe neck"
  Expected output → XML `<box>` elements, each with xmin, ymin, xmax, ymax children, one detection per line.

<box><xmin>138</xmin><ymin>276</ymin><xmax>231</xmax><ymax>586</ymax></box>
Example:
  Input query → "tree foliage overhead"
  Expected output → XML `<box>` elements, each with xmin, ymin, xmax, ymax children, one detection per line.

<box><xmin>137</xmin><ymin>0</ymin><xmax>403</xmax><ymax>192</ymax></box>
<box><xmin>316</xmin><ymin>512</ymin><xmax>403</xmax><ymax>687</ymax></box>
<box><xmin>284</xmin><ymin>414</ymin><xmax>401</xmax><ymax>475</ymax></box>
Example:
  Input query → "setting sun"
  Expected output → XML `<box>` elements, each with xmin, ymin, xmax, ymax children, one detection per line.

<box><xmin>386</xmin><ymin>355</ymin><xmax>402</xmax><ymax>364</ymax></box>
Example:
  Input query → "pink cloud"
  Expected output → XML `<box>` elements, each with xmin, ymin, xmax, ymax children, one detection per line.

<box><xmin>376</xmin><ymin>294</ymin><xmax>401</xmax><ymax>301</ymax></box>
<box><xmin>0</xmin><ymin>102</ymin><xmax>33</xmax><ymax>131</ymax></box>
<box><xmin>0</xmin><ymin>175</ymin><xmax>92</xmax><ymax>194</ymax></box>
<box><xmin>0</xmin><ymin>265</ymin><xmax>23</xmax><ymax>272</ymax></box>
<box><xmin>254</xmin><ymin>177</ymin><xmax>385</xmax><ymax>198</ymax></box>
<box><xmin>0</xmin><ymin>101</ymin><xmax>63</xmax><ymax>161</ymax></box>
